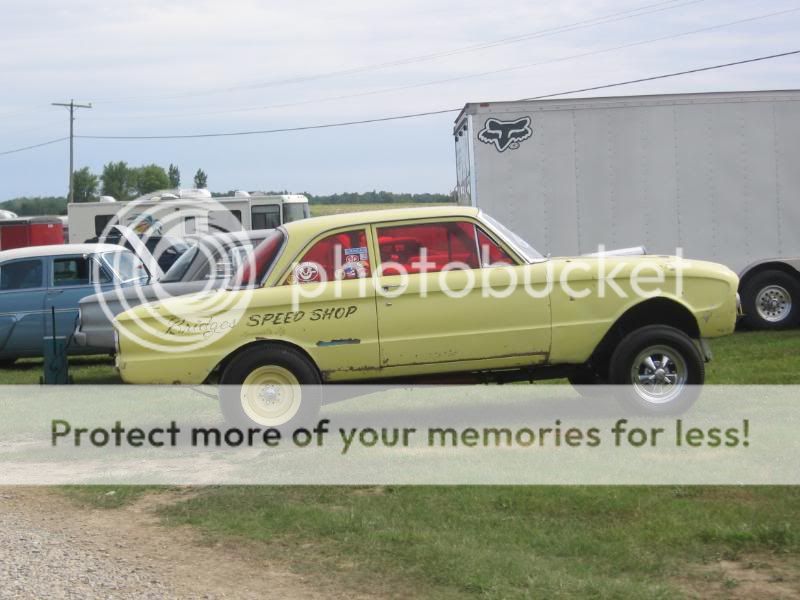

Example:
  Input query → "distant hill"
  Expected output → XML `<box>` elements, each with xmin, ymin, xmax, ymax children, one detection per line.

<box><xmin>0</xmin><ymin>196</ymin><xmax>68</xmax><ymax>216</ymax></box>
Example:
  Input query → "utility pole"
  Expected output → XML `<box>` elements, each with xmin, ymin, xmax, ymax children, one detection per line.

<box><xmin>52</xmin><ymin>99</ymin><xmax>92</xmax><ymax>203</ymax></box>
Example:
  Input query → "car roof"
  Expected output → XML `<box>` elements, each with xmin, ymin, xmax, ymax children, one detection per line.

<box><xmin>281</xmin><ymin>205</ymin><xmax>478</xmax><ymax>239</ymax></box>
<box><xmin>0</xmin><ymin>243</ymin><xmax>126</xmax><ymax>262</ymax></box>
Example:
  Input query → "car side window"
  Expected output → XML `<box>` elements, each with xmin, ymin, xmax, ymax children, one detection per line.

<box><xmin>287</xmin><ymin>229</ymin><xmax>371</xmax><ymax>284</ymax></box>
<box><xmin>53</xmin><ymin>257</ymin><xmax>90</xmax><ymax>287</ymax></box>
<box><xmin>0</xmin><ymin>259</ymin><xmax>43</xmax><ymax>291</ymax></box>
<box><xmin>476</xmin><ymin>227</ymin><xmax>515</xmax><ymax>266</ymax></box>
<box><xmin>377</xmin><ymin>221</ymin><xmax>480</xmax><ymax>275</ymax></box>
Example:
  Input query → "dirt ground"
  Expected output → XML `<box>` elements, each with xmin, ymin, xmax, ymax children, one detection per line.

<box><xmin>0</xmin><ymin>487</ymin><xmax>376</xmax><ymax>600</ymax></box>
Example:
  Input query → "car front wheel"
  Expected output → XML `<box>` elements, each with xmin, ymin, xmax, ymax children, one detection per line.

<box><xmin>608</xmin><ymin>325</ymin><xmax>705</xmax><ymax>414</ymax></box>
<box><xmin>218</xmin><ymin>345</ymin><xmax>321</xmax><ymax>430</ymax></box>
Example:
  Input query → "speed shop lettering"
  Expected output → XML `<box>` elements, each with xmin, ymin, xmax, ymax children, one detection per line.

<box><xmin>248</xmin><ymin>305</ymin><xmax>358</xmax><ymax>327</ymax></box>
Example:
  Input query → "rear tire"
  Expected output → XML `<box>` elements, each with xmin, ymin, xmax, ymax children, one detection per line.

<box><xmin>608</xmin><ymin>325</ymin><xmax>704</xmax><ymax>415</ymax></box>
<box><xmin>741</xmin><ymin>270</ymin><xmax>800</xmax><ymax>330</ymax></box>
<box><xmin>219</xmin><ymin>345</ymin><xmax>321</xmax><ymax>431</ymax></box>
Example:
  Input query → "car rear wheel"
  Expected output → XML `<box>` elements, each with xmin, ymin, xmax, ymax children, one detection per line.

<box><xmin>608</xmin><ymin>325</ymin><xmax>704</xmax><ymax>414</ymax></box>
<box><xmin>741</xmin><ymin>270</ymin><xmax>800</xmax><ymax>330</ymax></box>
<box><xmin>219</xmin><ymin>345</ymin><xmax>321</xmax><ymax>430</ymax></box>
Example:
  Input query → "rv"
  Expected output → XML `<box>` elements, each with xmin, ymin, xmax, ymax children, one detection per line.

<box><xmin>67</xmin><ymin>189</ymin><xmax>310</xmax><ymax>245</ymax></box>
<box><xmin>454</xmin><ymin>90</ymin><xmax>800</xmax><ymax>329</ymax></box>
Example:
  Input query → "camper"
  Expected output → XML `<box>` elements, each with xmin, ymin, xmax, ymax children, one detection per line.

<box><xmin>454</xmin><ymin>90</ymin><xmax>800</xmax><ymax>329</ymax></box>
<box><xmin>67</xmin><ymin>189</ymin><xmax>310</xmax><ymax>245</ymax></box>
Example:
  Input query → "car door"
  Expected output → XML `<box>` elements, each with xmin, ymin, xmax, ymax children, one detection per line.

<box><xmin>0</xmin><ymin>258</ymin><xmax>47</xmax><ymax>358</ymax></box>
<box><xmin>44</xmin><ymin>254</ymin><xmax>115</xmax><ymax>340</ymax></box>
<box><xmin>372</xmin><ymin>218</ymin><xmax>552</xmax><ymax>370</ymax></box>
<box><xmin>282</xmin><ymin>227</ymin><xmax>379</xmax><ymax>375</ymax></box>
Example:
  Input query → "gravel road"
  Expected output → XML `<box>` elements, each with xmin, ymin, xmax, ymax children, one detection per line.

<box><xmin>0</xmin><ymin>495</ymin><xmax>174</xmax><ymax>599</ymax></box>
<box><xmin>0</xmin><ymin>489</ymin><xmax>365</xmax><ymax>600</ymax></box>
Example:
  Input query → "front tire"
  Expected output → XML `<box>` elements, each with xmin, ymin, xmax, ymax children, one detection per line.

<box><xmin>741</xmin><ymin>270</ymin><xmax>800</xmax><ymax>330</ymax></box>
<box><xmin>218</xmin><ymin>345</ymin><xmax>321</xmax><ymax>430</ymax></box>
<box><xmin>608</xmin><ymin>325</ymin><xmax>704</xmax><ymax>414</ymax></box>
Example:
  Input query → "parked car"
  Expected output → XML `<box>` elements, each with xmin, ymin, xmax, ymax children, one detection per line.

<box><xmin>74</xmin><ymin>230</ymin><xmax>273</xmax><ymax>351</ymax></box>
<box><xmin>84</xmin><ymin>231</ymin><xmax>190</xmax><ymax>273</ymax></box>
<box><xmin>0</xmin><ymin>244</ymin><xmax>149</xmax><ymax>364</ymax></box>
<box><xmin>113</xmin><ymin>206</ymin><xmax>739</xmax><ymax>426</ymax></box>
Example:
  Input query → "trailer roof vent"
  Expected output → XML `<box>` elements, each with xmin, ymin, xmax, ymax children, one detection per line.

<box><xmin>98</xmin><ymin>196</ymin><xmax>117</xmax><ymax>203</ymax></box>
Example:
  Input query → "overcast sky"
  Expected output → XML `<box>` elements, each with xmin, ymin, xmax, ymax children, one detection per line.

<box><xmin>1</xmin><ymin>0</ymin><xmax>798</xmax><ymax>200</ymax></box>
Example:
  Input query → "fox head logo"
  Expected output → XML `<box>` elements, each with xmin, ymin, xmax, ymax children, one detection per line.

<box><xmin>478</xmin><ymin>117</ymin><xmax>532</xmax><ymax>152</ymax></box>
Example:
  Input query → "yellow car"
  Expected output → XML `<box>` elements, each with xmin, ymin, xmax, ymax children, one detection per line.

<box><xmin>114</xmin><ymin>206</ymin><xmax>739</xmax><ymax>426</ymax></box>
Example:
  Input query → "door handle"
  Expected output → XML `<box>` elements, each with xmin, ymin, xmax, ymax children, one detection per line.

<box><xmin>382</xmin><ymin>284</ymin><xmax>402</xmax><ymax>292</ymax></box>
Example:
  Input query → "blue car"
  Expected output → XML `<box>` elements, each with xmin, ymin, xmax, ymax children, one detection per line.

<box><xmin>0</xmin><ymin>244</ymin><xmax>149</xmax><ymax>364</ymax></box>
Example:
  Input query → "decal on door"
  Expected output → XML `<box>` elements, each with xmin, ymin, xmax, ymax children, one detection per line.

<box><xmin>478</xmin><ymin>117</ymin><xmax>532</xmax><ymax>152</ymax></box>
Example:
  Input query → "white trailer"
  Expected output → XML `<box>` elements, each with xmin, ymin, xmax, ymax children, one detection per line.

<box><xmin>67</xmin><ymin>190</ymin><xmax>310</xmax><ymax>245</ymax></box>
<box><xmin>454</xmin><ymin>90</ymin><xmax>800</xmax><ymax>329</ymax></box>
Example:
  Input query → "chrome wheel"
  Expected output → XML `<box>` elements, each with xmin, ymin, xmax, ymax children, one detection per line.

<box><xmin>755</xmin><ymin>285</ymin><xmax>792</xmax><ymax>323</ymax></box>
<box><xmin>630</xmin><ymin>345</ymin><xmax>687</xmax><ymax>405</ymax></box>
<box><xmin>240</xmin><ymin>365</ymin><xmax>302</xmax><ymax>427</ymax></box>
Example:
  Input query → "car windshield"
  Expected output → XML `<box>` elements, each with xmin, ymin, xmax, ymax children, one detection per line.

<box><xmin>160</xmin><ymin>245</ymin><xmax>199</xmax><ymax>282</ymax></box>
<box><xmin>230</xmin><ymin>229</ymin><xmax>285</xmax><ymax>289</ymax></box>
<box><xmin>480</xmin><ymin>212</ymin><xmax>543</xmax><ymax>262</ymax></box>
<box><xmin>101</xmin><ymin>251</ymin><xmax>149</xmax><ymax>282</ymax></box>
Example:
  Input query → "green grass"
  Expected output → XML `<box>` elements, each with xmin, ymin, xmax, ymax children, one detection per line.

<box><xmin>61</xmin><ymin>485</ymin><xmax>154</xmax><ymax>508</ymax></box>
<box><xmin>151</xmin><ymin>485</ymin><xmax>799</xmax><ymax>598</ymax></box>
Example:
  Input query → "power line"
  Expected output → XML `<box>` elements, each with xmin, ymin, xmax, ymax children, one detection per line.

<box><xmin>3</xmin><ymin>48</ymin><xmax>797</xmax><ymax>153</ymax></box>
<box><xmin>73</xmin><ymin>48</ymin><xmax>800</xmax><ymax>142</ymax></box>
<box><xmin>0</xmin><ymin>137</ymin><xmax>68</xmax><ymax>156</ymax></box>
<box><xmin>88</xmin><ymin>5</ymin><xmax>800</xmax><ymax>122</ymax></box>
<box><xmin>77</xmin><ymin>109</ymin><xmax>461</xmax><ymax>140</ymax></box>
<box><xmin>94</xmin><ymin>0</ymin><xmax>702</xmax><ymax>104</ymax></box>
<box><xmin>521</xmin><ymin>49</ymin><xmax>800</xmax><ymax>100</ymax></box>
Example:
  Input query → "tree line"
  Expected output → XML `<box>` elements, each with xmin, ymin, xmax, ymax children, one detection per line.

<box><xmin>2</xmin><ymin>173</ymin><xmax>454</xmax><ymax>216</ymax></box>
<box><xmin>69</xmin><ymin>162</ymin><xmax>209</xmax><ymax>203</ymax></box>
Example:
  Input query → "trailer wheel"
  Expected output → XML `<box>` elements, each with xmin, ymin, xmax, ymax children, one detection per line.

<box><xmin>741</xmin><ymin>270</ymin><xmax>800</xmax><ymax>330</ymax></box>
<box><xmin>608</xmin><ymin>325</ymin><xmax>704</xmax><ymax>415</ymax></box>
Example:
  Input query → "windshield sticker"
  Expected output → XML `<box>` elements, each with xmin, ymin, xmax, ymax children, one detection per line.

<box><xmin>294</xmin><ymin>262</ymin><xmax>320</xmax><ymax>283</ymax></box>
<box><xmin>345</xmin><ymin>246</ymin><xmax>369</xmax><ymax>261</ymax></box>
